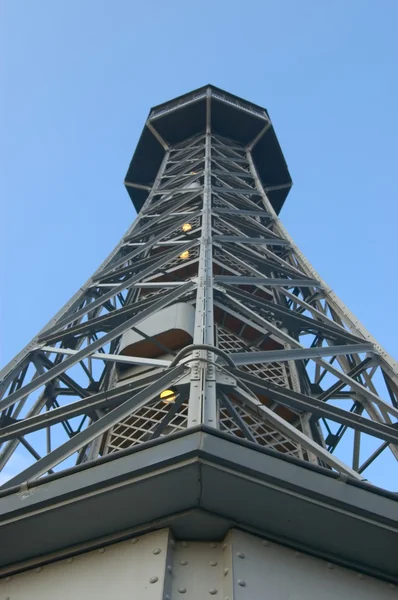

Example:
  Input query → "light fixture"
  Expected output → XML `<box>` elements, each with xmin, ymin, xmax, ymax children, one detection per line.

<box><xmin>160</xmin><ymin>388</ymin><xmax>177</xmax><ymax>404</ymax></box>
<box><xmin>190</xmin><ymin>171</ymin><xmax>198</xmax><ymax>175</ymax></box>
<box><xmin>182</xmin><ymin>223</ymin><xmax>192</xmax><ymax>232</ymax></box>
<box><xmin>179</xmin><ymin>250</ymin><xmax>190</xmax><ymax>260</ymax></box>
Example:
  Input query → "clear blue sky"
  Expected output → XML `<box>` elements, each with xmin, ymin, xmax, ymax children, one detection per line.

<box><xmin>1</xmin><ymin>1</ymin><xmax>397</xmax><ymax>486</ymax></box>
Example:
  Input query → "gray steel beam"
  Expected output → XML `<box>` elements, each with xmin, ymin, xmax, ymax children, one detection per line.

<box><xmin>215</xmin><ymin>276</ymin><xmax>320</xmax><ymax>288</ymax></box>
<box><xmin>219</xmin><ymin>391</ymin><xmax>256</xmax><ymax>443</ymax></box>
<box><xmin>40</xmin><ymin>346</ymin><xmax>171</xmax><ymax>368</ymax></box>
<box><xmin>214</xmin><ymin>236</ymin><xmax>290</xmax><ymax>246</ymax></box>
<box><xmin>232</xmin><ymin>343</ymin><xmax>374</xmax><ymax>366</ymax></box>
<box><xmin>213</xmin><ymin>208</ymin><xmax>273</xmax><ymax>218</ymax></box>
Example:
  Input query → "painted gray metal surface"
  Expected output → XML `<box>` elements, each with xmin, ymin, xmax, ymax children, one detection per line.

<box><xmin>1</xmin><ymin>527</ymin><xmax>396</xmax><ymax>599</ymax></box>
<box><xmin>0</xmin><ymin>529</ymin><xmax>172</xmax><ymax>600</ymax></box>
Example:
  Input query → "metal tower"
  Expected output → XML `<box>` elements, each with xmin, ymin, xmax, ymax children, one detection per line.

<box><xmin>0</xmin><ymin>86</ymin><xmax>397</xmax><ymax>597</ymax></box>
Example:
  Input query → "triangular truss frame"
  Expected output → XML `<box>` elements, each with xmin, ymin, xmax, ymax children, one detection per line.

<box><xmin>1</xmin><ymin>96</ymin><xmax>398</xmax><ymax>491</ymax></box>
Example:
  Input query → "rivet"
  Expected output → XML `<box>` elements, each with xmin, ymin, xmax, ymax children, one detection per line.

<box><xmin>210</xmin><ymin>560</ymin><xmax>218</xmax><ymax>566</ymax></box>
<box><xmin>181</xmin><ymin>542</ymin><xmax>188</xmax><ymax>548</ymax></box>
<box><xmin>67</xmin><ymin>558</ymin><xmax>74</xmax><ymax>564</ymax></box>
<box><xmin>210</xmin><ymin>542</ymin><xmax>217</xmax><ymax>548</ymax></box>
<box><xmin>131</xmin><ymin>538</ymin><xmax>139</xmax><ymax>544</ymax></box>
<box><xmin>180</xmin><ymin>560</ymin><xmax>188</xmax><ymax>566</ymax></box>
<box><xmin>36</xmin><ymin>567</ymin><xmax>42</xmax><ymax>573</ymax></box>
<box><xmin>165</xmin><ymin>596</ymin><xmax>171</xmax><ymax>600</ymax></box>
<box><xmin>178</xmin><ymin>587</ymin><xmax>187</xmax><ymax>594</ymax></box>
<box><xmin>5</xmin><ymin>576</ymin><xmax>12</xmax><ymax>582</ymax></box>
<box><xmin>295</xmin><ymin>552</ymin><xmax>302</xmax><ymax>558</ymax></box>
<box><xmin>327</xmin><ymin>563</ymin><xmax>334</xmax><ymax>570</ymax></box>
<box><xmin>209</xmin><ymin>589</ymin><xmax>218</xmax><ymax>595</ymax></box>
<box><xmin>237</xmin><ymin>579</ymin><xmax>246</xmax><ymax>587</ymax></box>
<box><xmin>262</xmin><ymin>540</ymin><xmax>270</xmax><ymax>547</ymax></box>
<box><xmin>236</xmin><ymin>551</ymin><xmax>245</xmax><ymax>559</ymax></box>
<box><xmin>153</xmin><ymin>548</ymin><xmax>161</xmax><ymax>555</ymax></box>
<box><xmin>150</xmin><ymin>576</ymin><xmax>158</xmax><ymax>584</ymax></box>
<box><xmin>170</xmin><ymin>539</ymin><xmax>176</xmax><ymax>548</ymax></box>
<box><xmin>167</xmin><ymin>565</ymin><xmax>173</xmax><ymax>573</ymax></box>
<box><xmin>224</xmin><ymin>568</ymin><xmax>229</xmax><ymax>576</ymax></box>
<box><xmin>222</xmin><ymin>543</ymin><xmax>228</xmax><ymax>550</ymax></box>
<box><xmin>357</xmin><ymin>573</ymin><xmax>364</xmax><ymax>580</ymax></box>
<box><xmin>98</xmin><ymin>548</ymin><xmax>105</xmax><ymax>554</ymax></box>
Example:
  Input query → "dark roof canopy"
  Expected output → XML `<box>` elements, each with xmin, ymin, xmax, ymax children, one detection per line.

<box><xmin>125</xmin><ymin>85</ymin><xmax>292</xmax><ymax>214</ymax></box>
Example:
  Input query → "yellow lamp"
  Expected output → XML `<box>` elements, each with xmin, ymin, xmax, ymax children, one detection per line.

<box><xmin>182</xmin><ymin>223</ymin><xmax>192</xmax><ymax>232</ymax></box>
<box><xmin>179</xmin><ymin>250</ymin><xmax>190</xmax><ymax>260</ymax></box>
<box><xmin>160</xmin><ymin>389</ymin><xmax>177</xmax><ymax>404</ymax></box>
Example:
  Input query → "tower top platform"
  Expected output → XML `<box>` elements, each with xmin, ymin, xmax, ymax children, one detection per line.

<box><xmin>124</xmin><ymin>84</ymin><xmax>292</xmax><ymax>214</ymax></box>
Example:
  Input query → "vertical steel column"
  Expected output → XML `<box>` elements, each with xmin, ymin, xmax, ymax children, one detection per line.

<box><xmin>203</xmin><ymin>93</ymin><xmax>217</xmax><ymax>427</ymax></box>
<box><xmin>187</xmin><ymin>89</ymin><xmax>217</xmax><ymax>427</ymax></box>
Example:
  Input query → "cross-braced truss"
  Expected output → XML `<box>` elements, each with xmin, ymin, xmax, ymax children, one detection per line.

<box><xmin>1</xmin><ymin>95</ymin><xmax>398</xmax><ymax>492</ymax></box>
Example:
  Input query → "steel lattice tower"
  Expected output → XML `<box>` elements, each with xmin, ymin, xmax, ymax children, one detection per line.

<box><xmin>0</xmin><ymin>86</ymin><xmax>397</xmax><ymax>595</ymax></box>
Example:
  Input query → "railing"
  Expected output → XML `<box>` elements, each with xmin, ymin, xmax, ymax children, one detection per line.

<box><xmin>150</xmin><ymin>89</ymin><xmax>267</xmax><ymax>121</ymax></box>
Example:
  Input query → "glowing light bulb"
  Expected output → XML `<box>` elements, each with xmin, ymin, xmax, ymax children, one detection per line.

<box><xmin>160</xmin><ymin>389</ymin><xmax>177</xmax><ymax>404</ymax></box>
<box><xmin>182</xmin><ymin>223</ymin><xmax>192</xmax><ymax>232</ymax></box>
<box><xmin>179</xmin><ymin>250</ymin><xmax>190</xmax><ymax>260</ymax></box>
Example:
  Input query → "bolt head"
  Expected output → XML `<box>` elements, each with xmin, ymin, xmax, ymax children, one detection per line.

<box><xmin>153</xmin><ymin>548</ymin><xmax>161</xmax><ymax>555</ymax></box>
<box><xmin>150</xmin><ymin>576</ymin><xmax>158</xmax><ymax>584</ymax></box>
<box><xmin>180</xmin><ymin>559</ymin><xmax>188</xmax><ymax>566</ymax></box>
<box><xmin>178</xmin><ymin>587</ymin><xmax>187</xmax><ymax>594</ymax></box>
<box><xmin>210</xmin><ymin>560</ymin><xmax>218</xmax><ymax>567</ymax></box>
<box><xmin>236</xmin><ymin>551</ymin><xmax>245</xmax><ymax>559</ymax></box>
<box><xmin>209</xmin><ymin>589</ymin><xmax>218</xmax><ymax>595</ymax></box>
<box><xmin>237</xmin><ymin>579</ymin><xmax>246</xmax><ymax>587</ymax></box>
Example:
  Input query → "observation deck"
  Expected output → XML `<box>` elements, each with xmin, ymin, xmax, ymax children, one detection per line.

<box><xmin>124</xmin><ymin>84</ymin><xmax>292</xmax><ymax>215</ymax></box>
